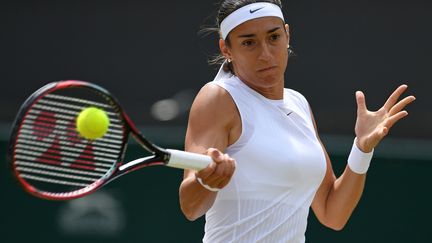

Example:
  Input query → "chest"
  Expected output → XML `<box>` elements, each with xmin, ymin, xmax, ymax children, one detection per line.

<box><xmin>230</xmin><ymin>102</ymin><xmax>326</xmax><ymax>194</ymax></box>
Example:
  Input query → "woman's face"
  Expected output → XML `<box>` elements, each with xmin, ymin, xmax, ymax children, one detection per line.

<box><xmin>221</xmin><ymin>17</ymin><xmax>289</xmax><ymax>94</ymax></box>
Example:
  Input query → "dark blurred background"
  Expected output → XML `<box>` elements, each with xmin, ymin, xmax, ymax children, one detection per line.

<box><xmin>1</xmin><ymin>0</ymin><xmax>431</xmax><ymax>242</ymax></box>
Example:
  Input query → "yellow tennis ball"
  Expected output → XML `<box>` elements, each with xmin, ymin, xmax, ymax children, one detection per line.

<box><xmin>76</xmin><ymin>107</ymin><xmax>110</xmax><ymax>140</ymax></box>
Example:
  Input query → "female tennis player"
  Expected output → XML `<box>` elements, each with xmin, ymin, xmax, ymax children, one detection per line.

<box><xmin>179</xmin><ymin>0</ymin><xmax>415</xmax><ymax>242</ymax></box>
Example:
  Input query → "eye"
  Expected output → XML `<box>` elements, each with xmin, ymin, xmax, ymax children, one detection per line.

<box><xmin>270</xmin><ymin>33</ymin><xmax>281</xmax><ymax>41</ymax></box>
<box><xmin>242</xmin><ymin>40</ymin><xmax>255</xmax><ymax>47</ymax></box>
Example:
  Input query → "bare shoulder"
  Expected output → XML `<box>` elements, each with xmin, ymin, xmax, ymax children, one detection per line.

<box><xmin>193</xmin><ymin>83</ymin><xmax>235</xmax><ymax>108</ymax></box>
<box><xmin>189</xmin><ymin>82</ymin><xmax>238</xmax><ymax>126</ymax></box>
<box><xmin>186</xmin><ymin>82</ymin><xmax>240</xmax><ymax>153</ymax></box>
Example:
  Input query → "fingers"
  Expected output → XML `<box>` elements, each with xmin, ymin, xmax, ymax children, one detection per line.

<box><xmin>195</xmin><ymin>148</ymin><xmax>236</xmax><ymax>190</ymax></box>
<box><xmin>207</xmin><ymin>148</ymin><xmax>224</xmax><ymax>164</ymax></box>
<box><xmin>356</xmin><ymin>91</ymin><xmax>368</xmax><ymax>114</ymax></box>
<box><xmin>389</xmin><ymin>95</ymin><xmax>416</xmax><ymax>116</ymax></box>
<box><xmin>196</xmin><ymin>148</ymin><xmax>225</xmax><ymax>183</ymax></box>
<box><xmin>370</xmin><ymin>110</ymin><xmax>408</xmax><ymax>143</ymax></box>
<box><xmin>196</xmin><ymin>160</ymin><xmax>218</xmax><ymax>180</ymax></box>
<box><xmin>203</xmin><ymin>158</ymin><xmax>227</xmax><ymax>186</ymax></box>
<box><xmin>383</xmin><ymin>84</ymin><xmax>408</xmax><ymax>111</ymax></box>
<box><xmin>215</xmin><ymin>155</ymin><xmax>236</xmax><ymax>188</ymax></box>
<box><xmin>386</xmin><ymin>110</ymin><xmax>409</xmax><ymax>130</ymax></box>
<box><xmin>362</xmin><ymin>109</ymin><xmax>409</xmax><ymax>151</ymax></box>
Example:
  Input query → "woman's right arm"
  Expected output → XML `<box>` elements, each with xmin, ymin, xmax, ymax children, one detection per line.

<box><xmin>179</xmin><ymin>83</ymin><xmax>239</xmax><ymax>221</ymax></box>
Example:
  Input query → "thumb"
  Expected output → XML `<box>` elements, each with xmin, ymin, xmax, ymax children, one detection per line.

<box><xmin>207</xmin><ymin>148</ymin><xmax>224</xmax><ymax>163</ymax></box>
<box><xmin>356</xmin><ymin>91</ymin><xmax>368</xmax><ymax>114</ymax></box>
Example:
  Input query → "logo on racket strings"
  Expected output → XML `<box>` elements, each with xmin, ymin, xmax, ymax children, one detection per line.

<box><xmin>28</xmin><ymin>111</ymin><xmax>97</xmax><ymax>171</ymax></box>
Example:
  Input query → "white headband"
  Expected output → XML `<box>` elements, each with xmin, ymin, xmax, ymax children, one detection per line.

<box><xmin>220</xmin><ymin>2</ymin><xmax>285</xmax><ymax>40</ymax></box>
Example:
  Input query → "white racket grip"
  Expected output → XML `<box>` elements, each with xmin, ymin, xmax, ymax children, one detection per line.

<box><xmin>166</xmin><ymin>149</ymin><xmax>212</xmax><ymax>171</ymax></box>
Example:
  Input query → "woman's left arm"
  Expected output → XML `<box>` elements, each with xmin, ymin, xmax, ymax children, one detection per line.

<box><xmin>311</xmin><ymin>84</ymin><xmax>415</xmax><ymax>230</ymax></box>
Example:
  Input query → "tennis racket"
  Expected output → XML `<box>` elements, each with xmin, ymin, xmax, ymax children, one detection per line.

<box><xmin>7</xmin><ymin>80</ymin><xmax>212</xmax><ymax>200</ymax></box>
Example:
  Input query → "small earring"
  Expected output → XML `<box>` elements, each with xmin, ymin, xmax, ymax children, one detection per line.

<box><xmin>227</xmin><ymin>58</ymin><xmax>232</xmax><ymax>63</ymax></box>
<box><xmin>287</xmin><ymin>44</ymin><xmax>290</xmax><ymax>49</ymax></box>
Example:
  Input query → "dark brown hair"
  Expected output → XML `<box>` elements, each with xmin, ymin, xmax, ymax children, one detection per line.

<box><xmin>203</xmin><ymin>0</ymin><xmax>289</xmax><ymax>73</ymax></box>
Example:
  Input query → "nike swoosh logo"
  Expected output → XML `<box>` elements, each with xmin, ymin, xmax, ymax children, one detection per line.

<box><xmin>250</xmin><ymin>7</ymin><xmax>264</xmax><ymax>14</ymax></box>
<box><xmin>287</xmin><ymin>111</ymin><xmax>293</xmax><ymax>116</ymax></box>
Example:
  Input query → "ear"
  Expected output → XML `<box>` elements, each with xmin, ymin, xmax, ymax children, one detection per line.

<box><xmin>219</xmin><ymin>39</ymin><xmax>232</xmax><ymax>60</ymax></box>
<box><xmin>285</xmin><ymin>24</ymin><xmax>291</xmax><ymax>47</ymax></box>
<box><xmin>285</xmin><ymin>24</ymin><xmax>290</xmax><ymax>41</ymax></box>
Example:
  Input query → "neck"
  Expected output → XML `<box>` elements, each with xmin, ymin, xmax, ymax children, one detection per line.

<box><xmin>237</xmin><ymin>76</ymin><xmax>285</xmax><ymax>100</ymax></box>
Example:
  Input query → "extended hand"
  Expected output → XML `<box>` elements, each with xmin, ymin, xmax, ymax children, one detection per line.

<box><xmin>354</xmin><ymin>84</ymin><xmax>415</xmax><ymax>152</ymax></box>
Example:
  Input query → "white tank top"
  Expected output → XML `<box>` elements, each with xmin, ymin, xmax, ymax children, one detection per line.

<box><xmin>203</xmin><ymin>76</ymin><xmax>327</xmax><ymax>243</ymax></box>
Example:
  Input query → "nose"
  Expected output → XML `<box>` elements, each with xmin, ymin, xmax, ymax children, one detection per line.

<box><xmin>258</xmin><ymin>42</ymin><xmax>272</xmax><ymax>62</ymax></box>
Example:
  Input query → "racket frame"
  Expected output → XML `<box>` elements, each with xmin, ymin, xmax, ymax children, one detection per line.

<box><xmin>8</xmin><ymin>81</ymin><xmax>171</xmax><ymax>200</ymax></box>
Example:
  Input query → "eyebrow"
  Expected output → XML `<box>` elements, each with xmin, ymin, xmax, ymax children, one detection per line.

<box><xmin>237</xmin><ymin>27</ymin><xmax>282</xmax><ymax>38</ymax></box>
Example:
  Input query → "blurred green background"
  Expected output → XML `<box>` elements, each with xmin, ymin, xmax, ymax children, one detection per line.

<box><xmin>2</xmin><ymin>133</ymin><xmax>431</xmax><ymax>243</ymax></box>
<box><xmin>2</xmin><ymin>0</ymin><xmax>431</xmax><ymax>242</ymax></box>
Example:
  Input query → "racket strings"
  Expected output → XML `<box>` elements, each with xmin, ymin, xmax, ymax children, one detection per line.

<box><xmin>19</xmin><ymin>125</ymin><xmax>123</xmax><ymax>147</ymax></box>
<box><xmin>22</xmin><ymin>110</ymin><xmax>123</xmax><ymax>140</ymax></box>
<box><xmin>17</xmin><ymin>134</ymin><xmax>121</xmax><ymax>154</ymax></box>
<box><xmin>16</xmin><ymin>154</ymin><xmax>111</xmax><ymax>173</ymax></box>
<box><xmin>16</xmin><ymin>133</ymin><xmax>119</xmax><ymax>159</ymax></box>
<box><xmin>23</xmin><ymin>114</ymin><xmax>123</xmax><ymax>136</ymax></box>
<box><xmin>14</xmin><ymin>91</ymin><xmax>126</xmax><ymax>193</ymax></box>
<box><xmin>15</xmin><ymin>161</ymin><xmax>106</xmax><ymax>177</ymax></box>
<box><xmin>14</xmin><ymin>145</ymin><xmax>116</xmax><ymax>166</ymax></box>
<box><xmin>19</xmin><ymin>174</ymin><xmax>90</xmax><ymax>187</ymax></box>
<box><xmin>27</xmin><ymin>108</ymin><xmax>123</xmax><ymax>130</ymax></box>
<box><xmin>26</xmin><ymin>109</ymin><xmax>123</xmax><ymax>139</ymax></box>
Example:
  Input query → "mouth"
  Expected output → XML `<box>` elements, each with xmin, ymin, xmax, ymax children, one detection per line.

<box><xmin>257</xmin><ymin>66</ymin><xmax>277</xmax><ymax>72</ymax></box>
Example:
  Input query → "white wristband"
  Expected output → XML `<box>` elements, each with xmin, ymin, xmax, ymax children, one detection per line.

<box><xmin>347</xmin><ymin>138</ymin><xmax>374</xmax><ymax>174</ymax></box>
<box><xmin>196</xmin><ymin>177</ymin><xmax>220</xmax><ymax>192</ymax></box>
